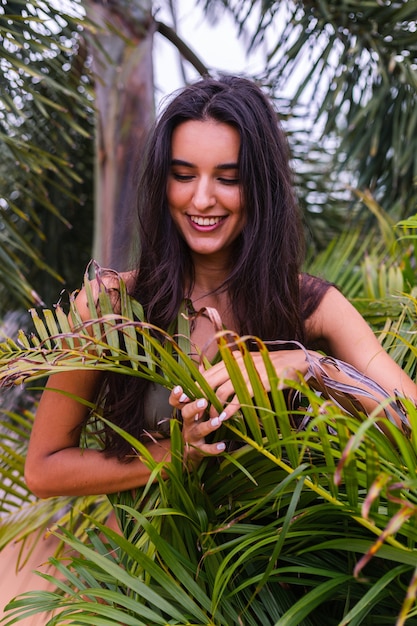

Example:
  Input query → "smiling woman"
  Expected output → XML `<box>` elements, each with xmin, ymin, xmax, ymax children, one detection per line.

<box><xmin>24</xmin><ymin>74</ymin><xmax>416</xmax><ymax>503</ymax></box>
<box><xmin>1</xmin><ymin>75</ymin><xmax>413</xmax><ymax>622</ymax></box>
<box><xmin>168</xmin><ymin>119</ymin><xmax>244</xmax><ymax>261</ymax></box>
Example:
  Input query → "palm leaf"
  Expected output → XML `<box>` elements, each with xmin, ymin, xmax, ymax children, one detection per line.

<box><xmin>2</xmin><ymin>268</ymin><xmax>417</xmax><ymax>622</ymax></box>
<box><xmin>208</xmin><ymin>0</ymin><xmax>417</xmax><ymax>242</ymax></box>
<box><xmin>0</xmin><ymin>0</ymin><xmax>95</xmax><ymax>310</ymax></box>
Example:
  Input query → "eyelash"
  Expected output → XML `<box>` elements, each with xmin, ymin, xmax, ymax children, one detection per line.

<box><xmin>172</xmin><ymin>173</ymin><xmax>192</xmax><ymax>181</ymax></box>
<box><xmin>172</xmin><ymin>173</ymin><xmax>239</xmax><ymax>185</ymax></box>
<box><xmin>219</xmin><ymin>177</ymin><xmax>240</xmax><ymax>185</ymax></box>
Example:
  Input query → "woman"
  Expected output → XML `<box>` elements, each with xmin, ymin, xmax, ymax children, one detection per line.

<box><xmin>24</xmin><ymin>75</ymin><xmax>416</xmax><ymax>498</ymax></box>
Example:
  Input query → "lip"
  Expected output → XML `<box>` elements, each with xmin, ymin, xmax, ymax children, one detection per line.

<box><xmin>187</xmin><ymin>215</ymin><xmax>227</xmax><ymax>231</ymax></box>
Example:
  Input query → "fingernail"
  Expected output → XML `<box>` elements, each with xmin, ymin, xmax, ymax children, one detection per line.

<box><xmin>219</xmin><ymin>411</ymin><xmax>227</xmax><ymax>421</ymax></box>
<box><xmin>196</xmin><ymin>398</ymin><xmax>207</xmax><ymax>409</ymax></box>
<box><xmin>179</xmin><ymin>393</ymin><xmax>189</xmax><ymax>403</ymax></box>
<box><xmin>211</xmin><ymin>417</ymin><xmax>220</xmax><ymax>427</ymax></box>
<box><xmin>216</xmin><ymin>442</ymin><xmax>226</xmax><ymax>451</ymax></box>
<box><xmin>173</xmin><ymin>385</ymin><xmax>181</xmax><ymax>394</ymax></box>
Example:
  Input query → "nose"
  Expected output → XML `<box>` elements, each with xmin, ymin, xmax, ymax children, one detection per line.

<box><xmin>192</xmin><ymin>176</ymin><xmax>215</xmax><ymax>210</ymax></box>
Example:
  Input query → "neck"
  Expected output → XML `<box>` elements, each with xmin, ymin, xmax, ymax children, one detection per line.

<box><xmin>188</xmin><ymin>251</ymin><xmax>232</xmax><ymax>297</ymax></box>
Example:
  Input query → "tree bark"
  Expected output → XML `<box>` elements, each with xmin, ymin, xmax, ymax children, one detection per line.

<box><xmin>85</xmin><ymin>0</ymin><xmax>155</xmax><ymax>270</ymax></box>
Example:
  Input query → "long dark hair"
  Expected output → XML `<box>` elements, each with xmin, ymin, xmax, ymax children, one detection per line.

<box><xmin>134</xmin><ymin>74</ymin><xmax>304</xmax><ymax>340</ymax></box>
<box><xmin>99</xmin><ymin>75</ymin><xmax>329</xmax><ymax>458</ymax></box>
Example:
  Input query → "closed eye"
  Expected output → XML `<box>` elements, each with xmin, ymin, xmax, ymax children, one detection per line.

<box><xmin>172</xmin><ymin>172</ymin><xmax>194</xmax><ymax>181</ymax></box>
<box><xmin>218</xmin><ymin>177</ymin><xmax>240</xmax><ymax>185</ymax></box>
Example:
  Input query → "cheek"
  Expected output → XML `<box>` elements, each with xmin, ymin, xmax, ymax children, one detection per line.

<box><xmin>220</xmin><ymin>188</ymin><xmax>242</xmax><ymax>213</ymax></box>
<box><xmin>167</xmin><ymin>181</ymin><xmax>189</xmax><ymax>209</ymax></box>
<box><xmin>231</xmin><ymin>187</ymin><xmax>244</xmax><ymax>213</ymax></box>
<box><xmin>233</xmin><ymin>192</ymin><xmax>244</xmax><ymax>216</ymax></box>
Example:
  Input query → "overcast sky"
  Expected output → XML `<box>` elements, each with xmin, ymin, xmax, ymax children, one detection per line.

<box><xmin>153</xmin><ymin>2</ymin><xmax>268</xmax><ymax>108</ymax></box>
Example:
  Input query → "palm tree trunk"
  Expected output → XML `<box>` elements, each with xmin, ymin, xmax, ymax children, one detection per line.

<box><xmin>85</xmin><ymin>0</ymin><xmax>155</xmax><ymax>270</ymax></box>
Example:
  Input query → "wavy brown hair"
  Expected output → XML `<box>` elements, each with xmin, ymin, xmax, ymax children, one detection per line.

<box><xmin>134</xmin><ymin>75</ymin><xmax>305</xmax><ymax>340</ymax></box>
<box><xmin>98</xmin><ymin>75</ymin><xmax>331</xmax><ymax>458</ymax></box>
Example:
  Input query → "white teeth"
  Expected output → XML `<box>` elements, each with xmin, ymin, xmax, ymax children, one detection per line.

<box><xmin>190</xmin><ymin>216</ymin><xmax>223</xmax><ymax>226</ymax></box>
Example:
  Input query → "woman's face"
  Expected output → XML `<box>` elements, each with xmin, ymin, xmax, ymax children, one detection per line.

<box><xmin>167</xmin><ymin>119</ymin><xmax>245</xmax><ymax>262</ymax></box>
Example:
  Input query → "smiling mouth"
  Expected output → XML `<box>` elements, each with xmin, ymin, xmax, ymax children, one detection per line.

<box><xmin>189</xmin><ymin>215</ymin><xmax>226</xmax><ymax>226</ymax></box>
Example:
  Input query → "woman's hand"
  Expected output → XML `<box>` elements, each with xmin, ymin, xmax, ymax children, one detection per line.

<box><xmin>169</xmin><ymin>385</ymin><xmax>227</xmax><ymax>467</ymax></box>
<box><xmin>201</xmin><ymin>348</ymin><xmax>309</xmax><ymax>414</ymax></box>
<box><xmin>168</xmin><ymin>349</ymin><xmax>310</xmax><ymax>466</ymax></box>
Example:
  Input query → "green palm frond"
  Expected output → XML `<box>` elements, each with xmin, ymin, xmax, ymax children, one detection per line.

<box><xmin>265</xmin><ymin>0</ymin><xmax>417</xmax><ymax>220</ymax></box>
<box><xmin>0</xmin><ymin>0</ymin><xmax>94</xmax><ymax>310</ymax></box>
<box><xmin>0</xmin><ymin>0</ymin><xmax>91</xmax><ymax>187</ymax></box>
<box><xmin>2</xmin><ymin>268</ymin><xmax>417</xmax><ymax>623</ymax></box>
<box><xmin>0</xmin><ymin>271</ymin><xmax>222</xmax><ymax>416</ymax></box>
<box><xmin>3</xmin><ymin>404</ymin><xmax>417</xmax><ymax>624</ymax></box>
<box><xmin>306</xmin><ymin>227</ymin><xmax>373</xmax><ymax>297</ymax></box>
<box><xmin>209</xmin><ymin>0</ymin><xmax>417</xmax><ymax>242</ymax></box>
<box><xmin>306</xmin><ymin>210</ymin><xmax>417</xmax><ymax>380</ymax></box>
<box><xmin>0</xmin><ymin>401</ymin><xmax>112</xmax><ymax>556</ymax></box>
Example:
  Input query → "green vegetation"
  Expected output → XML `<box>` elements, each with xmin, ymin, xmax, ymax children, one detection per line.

<box><xmin>1</xmin><ymin>0</ymin><xmax>417</xmax><ymax>623</ymax></box>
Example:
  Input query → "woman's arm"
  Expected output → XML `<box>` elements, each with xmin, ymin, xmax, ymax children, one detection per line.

<box><xmin>312</xmin><ymin>286</ymin><xmax>417</xmax><ymax>401</ymax></box>
<box><xmin>25</xmin><ymin>369</ymin><xmax>171</xmax><ymax>498</ymax></box>
<box><xmin>198</xmin><ymin>286</ymin><xmax>416</xmax><ymax>428</ymax></box>
<box><xmin>24</xmin><ymin>280</ymin><xmax>172</xmax><ymax>498</ymax></box>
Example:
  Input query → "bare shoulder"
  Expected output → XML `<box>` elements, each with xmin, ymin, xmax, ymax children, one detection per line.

<box><xmin>73</xmin><ymin>269</ymin><xmax>138</xmax><ymax>322</ymax></box>
<box><xmin>118</xmin><ymin>270</ymin><xmax>137</xmax><ymax>292</ymax></box>
<box><xmin>306</xmin><ymin>285</ymin><xmax>390</xmax><ymax>366</ymax></box>
<box><xmin>307</xmin><ymin>285</ymin><xmax>417</xmax><ymax>400</ymax></box>
<box><xmin>306</xmin><ymin>286</ymin><xmax>376</xmax><ymax>353</ymax></box>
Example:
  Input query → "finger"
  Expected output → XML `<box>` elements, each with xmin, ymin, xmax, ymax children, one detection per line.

<box><xmin>201</xmin><ymin>410</ymin><xmax>228</xmax><ymax>433</ymax></box>
<box><xmin>204</xmin><ymin>359</ymin><xmax>257</xmax><ymax>400</ymax></box>
<box><xmin>212</xmin><ymin>379</ymin><xmax>245</xmax><ymax>404</ymax></box>
<box><xmin>186</xmin><ymin>441</ymin><xmax>226</xmax><ymax>459</ymax></box>
<box><xmin>181</xmin><ymin>397</ymin><xmax>208</xmax><ymax>422</ymax></box>
<box><xmin>199</xmin><ymin>441</ymin><xmax>226</xmax><ymax>455</ymax></box>
<box><xmin>182</xmin><ymin>405</ymin><xmax>227</xmax><ymax>440</ymax></box>
<box><xmin>169</xmin><ymin>385</ymin><xmax>190</xmax><ymax>407</ymax></box>
<box><xmin>202</xmin><ymin>361</ymin><xmax>233</xmax><ymax>389</ymax></box>
<box><xmin>208</xmin><ymin>400</ymin><xmax>240</xmax><ymax>421</ymax></box>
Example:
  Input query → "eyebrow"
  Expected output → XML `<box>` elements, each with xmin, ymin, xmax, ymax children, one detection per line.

<box><xmin>171</xmin><ymin>159</ymin><xmax>239</xmax><ymax>170</ymax></box>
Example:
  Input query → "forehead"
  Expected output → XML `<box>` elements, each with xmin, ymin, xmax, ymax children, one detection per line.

<box><xmin>171</xmin><ymin>120</ymin><xmax>240</xmax><ymax>163</ymax></box>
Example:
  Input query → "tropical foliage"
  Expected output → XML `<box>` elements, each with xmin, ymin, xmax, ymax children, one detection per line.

<box><xmin>210</xmin><ymin>0</ymin><xmax>417</xmax><ymax>246</ymax></box>
<box><xmin>1</xmin><ymin>0</ymin><xmax>417</xmax><ymax>623</ymax></box>
<box><xmin>1</xmin><ymin>237</ymin><xmax>417</xmax><ymax>623</ymax></box>
<box><xmin>1</xmin><ymin>0</ymin><xmax>416</xmax><ymax>311</ymax></box>
<box><xmin>0</xmin><ymin>0</ymin><xmax>95</xmax><ymax>310</ymax></box>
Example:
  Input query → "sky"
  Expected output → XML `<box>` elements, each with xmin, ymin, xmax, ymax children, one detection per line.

<box><xmin>152</xmin><ymin>2</ymin><xmax>269</xmax><ymax>108</ymax></box>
